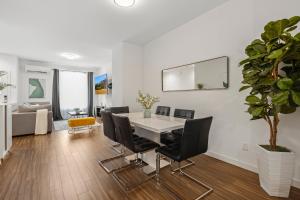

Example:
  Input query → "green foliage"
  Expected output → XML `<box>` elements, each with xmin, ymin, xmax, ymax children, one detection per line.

<box><xmin>240</xmin><ymin>16</ymin><xmax>300</xmax><ymax>119</ymax></box>
<box><xmin>239</xmin><ymin>16</ymin><xmax>300</xmax><ymax>149</ymax></box>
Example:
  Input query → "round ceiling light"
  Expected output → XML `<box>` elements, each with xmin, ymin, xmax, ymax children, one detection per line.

<box><xmin>60</xmin><ymin>52</ymin><xmax>81</xmax><ymax>60</ymax></box>
<box><xmin>114</xmin><ymin>0</ymin><xmax>135</xmax><ymax>7</ymax></box>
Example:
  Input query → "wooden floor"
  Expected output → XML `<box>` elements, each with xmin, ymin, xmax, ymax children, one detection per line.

<box><xmin>0</xmin><ymin>127</ymin><xmax>299</xmax><ymax>200</ymax></box>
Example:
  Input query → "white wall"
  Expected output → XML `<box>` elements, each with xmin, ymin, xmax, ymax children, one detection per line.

<box><xmin>0</xmin><ymin>53</ymin><xmax>19</xmax><ymax>104</ymax></box>
<box><xmin>18</xmin><ymin>59</ymin><xmax>99</xmax><ymax>105</ymax></box>
<box><xmin>143</xmin><ymin>0</ymin><xmax>300</xmax><ymax>188</ymax></box>
<box><xmin>112</xmin><ymin>43</ymin><xmax>143</xmax><ymax>112</ymax></box>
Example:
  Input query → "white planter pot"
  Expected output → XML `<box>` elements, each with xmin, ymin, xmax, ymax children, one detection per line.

<box><xmin>257</xmin><ymin>145</ymin><xmax>295</xmax><ymax>198</ymax></box>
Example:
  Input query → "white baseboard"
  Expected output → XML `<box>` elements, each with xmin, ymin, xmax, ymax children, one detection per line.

<box><xmin>205</xmin><ymin>151</ymin><xmax>300</xmax><ymax>189</ymax></box>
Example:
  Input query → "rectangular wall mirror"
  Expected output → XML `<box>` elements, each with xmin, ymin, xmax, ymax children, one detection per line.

<box><xmin>162</xmin><ymin>56</ymin><xmax>229</xmax><ymax>91</ymax></box>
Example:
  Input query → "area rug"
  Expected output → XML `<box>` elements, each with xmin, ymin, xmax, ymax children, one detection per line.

<box><xmin>53</xmin><ymin>120</ymin><xmax>68</xmax><ymax>131</ymax></box>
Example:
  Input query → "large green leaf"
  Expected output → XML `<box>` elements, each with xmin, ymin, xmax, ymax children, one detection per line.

<box><xmin>286</xmin><ymin>26</ymin><xmax>297</xmax><ymax>32</ymax></box>
<box><xmin>243</xmin><ymin>69</ymin><xmax>260</xmax><ymax>78</ymax></box>
<box><xmin>263</xmin><ymin>19</ymin><xmax>289</xmax><ymax>41</ymax></box>
<box><xmin>248</xmin><ymin>40</ymin><xmax>267</xmax><ymax>54</ymax></box>
<box><xmin>246</xmin><ymin>95</ymin><xmax>261</xmax><ymax>104</ymax></box>
<box><xmin>239</xmin><ymin>85</ymin><xmax>252</xmax><ymax>92</ymax></box>
<box><xmin>239</xmin><ymin>58</ymin><xmax>250</xmax><ymax>66</ymax></box>
<box><xmin>242</xmin><ymin>76</ymin><xmax>259</xmax><ymax>85</ymax></box>
<box><xmin>268</xmin><ymin>49</ymin><xmax>283</xmax><ymax>59</ymax></box>
<box><xmin>295</xmin><ymin>33</ymin><xmax>300</xmax><ymax>40</ymax></box>
<box><xmin>263</xmin><ymin>22</ymin><xmax>278</xmax><ymax>41</ymax></box>
<box><xmin>245</xmin><ymin>45</ymin><xmax>257</xmax><ymax>57</ymax></box>
<box><xmin>280</xmin><ymin>104</ymin><xmax>296</xmax><ymax>114</ymax></box>
<box><xmin>277</xmin><ymin>78</ymin><xmax>293</xmax><ymax>90</ymax></box>
<box><xmin>274</xmin><ymin>19</ymin><xmax>290</xmax><ymax>34</ymax></box>
<box><xmin>251</xmin><ymin>106</ymin><xmax>264</xmax><ymax>117</ymax></box>
<box><xmin>248</xmin><ymin>53</ymin><xmax>267</xmax><ymax>60</ymax></box>
<box><xmin>291</xmin><ymin>91</ymin><xmax>300</xmax><ymax>105</ymax></box>
<box><xmin>288</xmin><ymin>16</ymin><xmax>300</xmax><ymax>27</ymax></box>
<box><xmin>272</xmin><ymin>91</ymin><xmax>290</xmax><ymax>105</ymax></box>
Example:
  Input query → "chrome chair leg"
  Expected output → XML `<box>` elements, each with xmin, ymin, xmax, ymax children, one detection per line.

<box><xmin>111</xmin><ymin>143</ymin><xmax>123</xmax><ymax>154</ymax></box>
<box><xmin>112</xmin><ymin>162</ymin><xmax>156</xmax><ymax>192</ymax></box>
<box><xmin>176</xmin><ymin>162</ymin><xmax>213</xmax><ymax>200</ymax></box>
<box><xmin>140</xmin><ymin>153</ymin><xmax>144</xmax><ymax>166</ymax></box>
<box><xmin>112</xmin><ymin>150</ymin><xmax>157</xmax><ymax>192</ymax></box>
<box><xmin>156</xmin><ymin>153</ymin><xmax>161</xmax><ymax>182</ymax></box>
<box><xmin>155</xmin><ymin>155</ymin><xmax>213</xmax><ymax>200</ymax></box>
<box><xmin>98</xmin><ymin>145</ymin><xmax>127</xmax><ymax>173</ymax></box>
<box><xmin>98</xmin><ymin>154</ymin><xmax>124</xmax><ymax>173</ymax></box>
<box><xmin>171</xmin><ymin>159</ymin><xmax>195</xmax><ymax>173</ymax></box>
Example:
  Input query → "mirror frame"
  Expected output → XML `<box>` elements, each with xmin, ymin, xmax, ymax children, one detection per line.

<box><xmin>161</xmin><ymin>56</ymin><xmax>229</xmax><ymax>92</ymax></box>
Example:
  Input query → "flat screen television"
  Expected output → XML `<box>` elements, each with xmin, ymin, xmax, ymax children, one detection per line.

<box><xmin>95</xmin><ymin>74</ymin><xmax>108</xmax><ymax>95</ymax></box>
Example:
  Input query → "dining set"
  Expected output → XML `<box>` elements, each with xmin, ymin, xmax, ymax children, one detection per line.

<box><xmin>98</xmin><ymin>106</ymin><xmax>213</xmax><ymax>199</ymax></box>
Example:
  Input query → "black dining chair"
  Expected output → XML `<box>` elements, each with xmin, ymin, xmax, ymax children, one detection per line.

<box><xmin>98</xmin><ymin>111</ymin><xmax>125</xmax><ymax>173</ymax></box>
<box><xmin>106</xmin><ymin>106</ymin><xmax>129</xmax><ymax>114</ymax></box>
<box><xmin>155</xmin><ymin>106</ymin><xmax>171</xmax><ymax>116</ymax></box>
<box><xmin>156</xmin><ymin>117</ymin><xmax>213</xmax><ymax>199</ymax></box>
<box><xmin>112</xmin><ymin>114</ymin><xmax>160</xmax><ymax>191</ymax></box>
<box><xmin>174</xmin><ymin>108</ymin><xmax>195</xmax><ymax>119</ymax></box>
<box><xmin>160</xmin><ymin>108</ymin><xmax>195</xmax><ymax>145</ymax></box>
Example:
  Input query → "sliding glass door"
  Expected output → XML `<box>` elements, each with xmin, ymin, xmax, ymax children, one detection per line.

<box><xmin>59</xmin><ymin>71</ymin><xmax>88</xmax><ymax>119</ymax></box>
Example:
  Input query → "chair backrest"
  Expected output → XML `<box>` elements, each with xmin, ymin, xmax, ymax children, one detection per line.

<box><xmin>180</xmin><ymin>117</ymin><xmax>213</xmax><ymax>161</ymax></box>
<box><xmin>107</xmin><ymin>106</ymin><xmax>129</xmax><ymax>114</ymax></box>
<box><xmin>155</xmin><ymin>106</ymin><xmax>171</xmax><ymax>116</ymax></box>
<box><xmin>174</xmin><ymin>109</ymin><xmax>195</xmax><ymax>119</ymax></box>
<box><xmin>111</xmin><ymin>114</ymin><xmax>135</xmax><ymax>151</ymax></box>
<box><xmin>101</xmin><ymin>111</ymin><xmax>117</xmax><ymax>142</ymax></box>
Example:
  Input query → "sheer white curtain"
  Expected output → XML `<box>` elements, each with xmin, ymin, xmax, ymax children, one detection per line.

<box><xmin>59</xmin><ymin>71</ymin><xmax>88</xmax><ymax>119</ymax></box>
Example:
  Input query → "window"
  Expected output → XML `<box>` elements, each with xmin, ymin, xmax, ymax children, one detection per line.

<box><xmin>59</xmin><ymin>71</ymin><xmax>87</xmax><ymax>119</ymax></box>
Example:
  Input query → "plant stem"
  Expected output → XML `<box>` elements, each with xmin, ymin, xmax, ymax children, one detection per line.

<box><xmin>268</xmin><ymin>61</ymin><xmax>280</xmax><ymax>151</ymax></box>
<box><xmin>264</xmin><ymin>115</ymin><xmax>274</xmax><ymax>150</ymax></box>
<box><xmin>272</xmin><ymin>113</ymin><xmax>279</xmax><ymax>151</ymax></box>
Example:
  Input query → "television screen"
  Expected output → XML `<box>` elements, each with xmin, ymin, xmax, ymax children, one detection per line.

<box><xmin>95</xmin><ymin>74</ymin><xmax>108</xmax><ymax>95</ymax></box>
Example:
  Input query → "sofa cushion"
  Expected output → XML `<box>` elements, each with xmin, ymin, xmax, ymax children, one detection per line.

<box><xmin>18</xmin><ymin>104</ymin><xmax>52</xmax><ymax>112</ymax></box>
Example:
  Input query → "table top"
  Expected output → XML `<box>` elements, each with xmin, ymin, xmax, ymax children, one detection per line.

<box><xmin>118</xmin><ymin>112</ymin><xmax>186</xmax><ymax>133</ymax></box>
<box><xmin>68</xmin><ymin>111</ymin><xmax>88</xmax><ymax>116</ymax></box>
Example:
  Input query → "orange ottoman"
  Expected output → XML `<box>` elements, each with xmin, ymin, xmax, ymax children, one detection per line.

<box><xmin>68</xmin><ymin>117</ymin><xmax>96</xmax><ymax>134</ymax></box>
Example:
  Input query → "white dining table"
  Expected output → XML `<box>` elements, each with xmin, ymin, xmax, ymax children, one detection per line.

<box><xmin>117</xmin><ymin>112</ymin><xmax>186</xmax><ymax>174</ymax></box>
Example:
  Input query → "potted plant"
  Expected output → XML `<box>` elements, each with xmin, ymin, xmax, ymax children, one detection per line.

<box><xmin>239</xmin><ymin>16</ymin><xmax>300</xmax><ymax>197</ymax></box>
<box><xmin>137</xmin><ymin>91</ymin><xmax>159</xmax><ymax>118</ymax></box>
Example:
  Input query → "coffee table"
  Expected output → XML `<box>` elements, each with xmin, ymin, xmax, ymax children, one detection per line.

<box><xmin>67</xmin><ymin>111</ymin><xmax>88</xmax><ymax>118</ymax></box>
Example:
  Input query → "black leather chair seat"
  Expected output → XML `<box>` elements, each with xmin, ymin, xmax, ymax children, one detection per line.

<box><xmin>132</xmin><ymin>135</ymin><xmax>147</xmax><ymax>144</ymax></box>
<box><xmin>134</xmin><ymin>140</ymin><xmax>160</xmax><ymax>153</ymax></box>
<box><xmin>160</xmin><ymin>129</ymin><xmax>183</xmax><ymax>145</ymax></box>
<box><xmin>156</xmin><ymin>143</ymin><xmax>181</xmax><ymax>161</ymax></box>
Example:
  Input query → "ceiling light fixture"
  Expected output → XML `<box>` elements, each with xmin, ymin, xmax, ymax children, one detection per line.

<box><xmin>60</xmin><ymin>52</ymin><xmax>81</xmax><ymax>60</ymax></box>
<box><xmin>114</xmin><ymin>0</ymin><xmax>135</xmax><ymax>7</ymax></box>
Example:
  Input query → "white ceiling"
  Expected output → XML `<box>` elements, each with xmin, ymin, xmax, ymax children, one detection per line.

<box><xmin>0</xmin><ymin>0</ymin><xmax>227</xmax><ymax>68</ymax></box>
